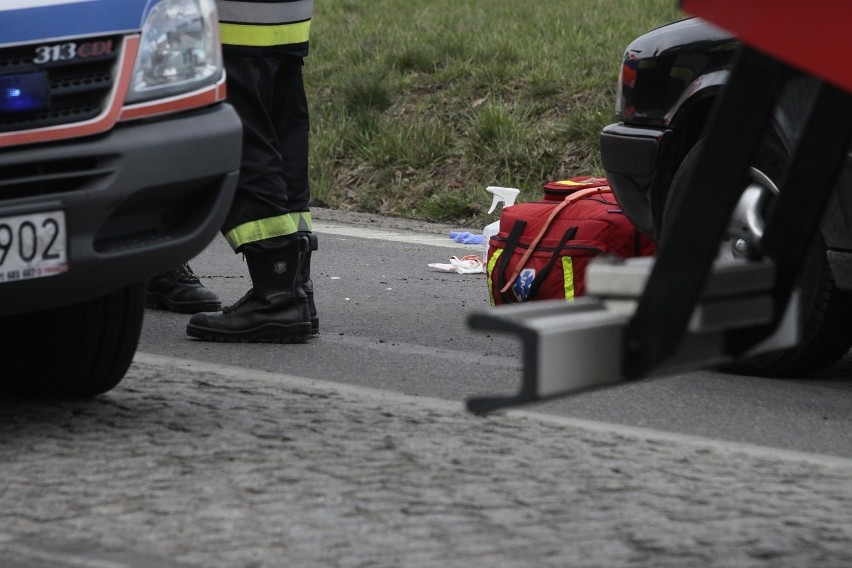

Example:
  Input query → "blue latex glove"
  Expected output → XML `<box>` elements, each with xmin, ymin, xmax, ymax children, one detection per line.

<box><xmin>449</xmin><ymin>231</ymin><xmax>484</xmax><ymax>244</ymax></box>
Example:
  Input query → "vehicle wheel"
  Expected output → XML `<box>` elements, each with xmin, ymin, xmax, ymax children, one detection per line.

<box><xmin>666</xmin><ymin>139</ymin><xmax>852</xmax><ymax>377</ymax></box>
<box><xmin>0</xmin><ymin>282</ymin><xmax>145</xmax><ymax>397</ymax></box>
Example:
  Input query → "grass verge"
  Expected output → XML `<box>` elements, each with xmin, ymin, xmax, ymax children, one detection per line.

<box><xmin>306</xmin><ymin>0</ymin><xmax>681</xmax><ymax>226</ymax></box>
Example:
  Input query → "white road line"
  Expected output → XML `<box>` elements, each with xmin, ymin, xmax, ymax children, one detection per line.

<box><xmin>313</xmin><ymin>221</ymin><xmax>483</xmax><ymax>250</ymax></box>
<box><xmin>134</xmin><ymin>352</ymin><xmax>852</xmax><ymax>469</ymax></box>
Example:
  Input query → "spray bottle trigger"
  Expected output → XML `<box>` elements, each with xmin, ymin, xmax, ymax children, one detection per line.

<box><xmin>485</xmin><ymin>186</ymin><xmax>521</xmax><ymax>214</ymax></box>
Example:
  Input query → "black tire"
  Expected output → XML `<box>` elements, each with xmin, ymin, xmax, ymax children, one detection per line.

<box><xmin>666</xmin><ymin>140</ymin><xmax>852</xmax><ymax>377</ymax></box>
<box><xmin>0</xmin><ymin>282</ymin><xmax>145</xmax><ymax>397</ymax></box>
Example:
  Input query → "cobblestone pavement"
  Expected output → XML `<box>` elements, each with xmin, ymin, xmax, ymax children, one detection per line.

<box><xmin>1</xmin><ymin>353</ymin><xmax>851</xmax><ymax>568</ymax></box>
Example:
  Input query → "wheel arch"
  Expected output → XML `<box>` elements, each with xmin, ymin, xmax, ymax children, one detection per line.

<box><xmin>649</xmin><ymin>90</ymin><xmax>720</xmax><ymax>235</ymax></box>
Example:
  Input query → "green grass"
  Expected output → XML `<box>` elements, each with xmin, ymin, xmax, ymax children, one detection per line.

<box><xmin>306</xmin><ymin>0</ymin><xmax>681</xmax><ymax>225</ymax></box>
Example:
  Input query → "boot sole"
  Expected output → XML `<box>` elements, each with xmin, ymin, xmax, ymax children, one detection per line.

<box><xmin>146</xmin><ymin>293</ymin><xmax>221</xmax><ymax>314</ymax></box>
<box><xmin>186</xmin><ymin>322</ymin><xmax>312</xmax><ymax>344</ymax></box>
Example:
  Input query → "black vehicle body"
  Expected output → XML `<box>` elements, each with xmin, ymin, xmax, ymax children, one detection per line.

<box><xmin>600</xmin><ymin>17</ymin><xmax>739</xmax><ymax>236</ymax></box>
<box><xmin>601</xmin><ymin>17</ymin><xmax>830</xmax><ymax>239</ymax></box>
<box><xmin>599</xmin><ymin>17</ymin><xmax>852</xmax><ymax>377</ymax></box>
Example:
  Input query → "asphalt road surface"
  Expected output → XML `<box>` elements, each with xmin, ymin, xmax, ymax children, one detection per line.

<box><xmin>140</xmin><ymin>207</ymin><xmax>852</xmax><ymax>458</ymax></box>
<box><xmin>2</xmin><ymin>208</ymin><xmax>851</xmax><ymax>567</ymax></box>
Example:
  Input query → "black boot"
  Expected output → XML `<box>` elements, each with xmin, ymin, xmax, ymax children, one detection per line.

<box><xmin>300</xmin><ymin>232</ymin><xmax>319</xmax><ymax>334</ymax></box>
<box><xmin>186</xmin><ymin>246</ymin><xmax>312</xmax><ymax>343</ymax></box>
<box><xmin>146</xmin><ymin>263</ymin><xmax>221</xmax><ymax>313</ymax></box>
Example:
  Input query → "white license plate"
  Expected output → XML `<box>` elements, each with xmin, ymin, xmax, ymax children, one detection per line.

<box><xmin>0</xmin><ymin>210</ymin><xmax>68</xmax><ymax>283</ymax></box>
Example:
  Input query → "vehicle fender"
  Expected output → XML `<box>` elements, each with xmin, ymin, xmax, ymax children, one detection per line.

<box><xmin>665</xmin><ymin>69</ymin><xmax>729</xmax><ymax>125</ymax></box>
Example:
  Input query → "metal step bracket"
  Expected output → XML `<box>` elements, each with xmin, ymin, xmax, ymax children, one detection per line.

<box><xmin>467</xmin><ymin>256</ymin><xmax>797</xmax><ymax>414</ymax></box>
<box><xmin>467</xmin><ymin>297</ymin><xmax>627</xmax><ymax>414</ymax></box>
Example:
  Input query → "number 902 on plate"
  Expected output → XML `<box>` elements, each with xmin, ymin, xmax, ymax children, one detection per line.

<box><xmin>0</xmin><ymin>210</ymin><xmax>68</xmax><ymax>283</ymax></box>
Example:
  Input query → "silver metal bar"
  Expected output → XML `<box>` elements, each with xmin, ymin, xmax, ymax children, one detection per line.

<box><xmin>467</xmin><ymin>257</ymin><xmax>795</xmax><ymax>413</ymax></box>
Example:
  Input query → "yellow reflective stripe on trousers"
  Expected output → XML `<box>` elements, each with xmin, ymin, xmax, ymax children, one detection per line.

<box><xmin>562</xmin><ymin>256</ymin><xmax>575</xmax><ymax>301</ymax></box>
<box><xmin>225</xmin><ymin>212</ymin><xmax>313</xmax><ymax>250</ymax></box>
<box><xmin>219</xmin><ymin>20</ymin><xmax>311</xmax><ymax>47</ymax></box>
<box><xmin>486</xmin><ymin>249</ymin><xmax>504</xmax><ymax>306</ymax></box>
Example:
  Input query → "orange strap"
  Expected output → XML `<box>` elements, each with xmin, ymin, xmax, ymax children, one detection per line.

<box><xmin>499</xmin><ymin>187</ymin><xmax>612</xmax><ymax>294</ymax></box>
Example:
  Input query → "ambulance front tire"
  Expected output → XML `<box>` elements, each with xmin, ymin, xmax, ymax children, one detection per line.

<box><xmin>0</xmin><ymin>282</ymin><xmax>145</xmax><ymax>397</ymax></box>
<box><xmin>664</xmin><ymin>138</ymin><xmax>852</xmax><ymax>377</ymax></box>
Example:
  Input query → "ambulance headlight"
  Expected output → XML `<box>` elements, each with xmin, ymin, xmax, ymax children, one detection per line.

<box><xmin>125</xmin><ymin>0</ymin><xmax>222</xmax><ymax>103</ymax></box>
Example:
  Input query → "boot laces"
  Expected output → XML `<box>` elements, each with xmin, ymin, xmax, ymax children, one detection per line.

<box><xmin>223</xmin><ymin>289</ymin><xmax>258</xmax><ymax>313</ymax></box>
<box><xmin>176</xmin><ymin>263</ymin><xmax>201</xmax><ymax>285</ymax></box>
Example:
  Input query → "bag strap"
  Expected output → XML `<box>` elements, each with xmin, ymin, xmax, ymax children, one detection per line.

<box><xmin>499</xmin><ymin>186</ymin><xmax>612</xmax><ymax>294</ymax></box>
<box><xmin>527</xmin><ymin>226</ymin><xmax>578</xmax><ymax>299</ymax></box>
<box><xmin>494</xmin><ymin>219</ymin><xmax>527</xmax><ymax>303</ymax></box>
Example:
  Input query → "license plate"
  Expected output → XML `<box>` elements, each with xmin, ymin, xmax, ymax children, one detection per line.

<box><xmin>0</xmin><ymin>210</ymin><xmax>68</xmax><ymax>283</ymax></box>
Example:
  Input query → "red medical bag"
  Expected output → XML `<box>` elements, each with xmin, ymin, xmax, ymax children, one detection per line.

<box><xmin>487</xmin><ymin>179</ymin><xmax>656</xmax><ymax>305</ymax></box>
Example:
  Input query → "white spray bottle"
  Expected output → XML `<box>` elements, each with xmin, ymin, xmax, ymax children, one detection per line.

<box><xmin>482</xmin><ymin>186</ymin><xmax>520</xmax><ymax>267</ymax></box>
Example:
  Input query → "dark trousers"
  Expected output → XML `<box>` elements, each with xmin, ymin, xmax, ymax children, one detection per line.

<box><xmin>222</xmin><ymin>54</ymin><xmax>310</xmax><ymax>252</ymax></box>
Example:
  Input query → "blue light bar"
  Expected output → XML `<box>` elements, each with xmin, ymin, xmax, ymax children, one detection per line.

<box><xmin>0</xmin><ymin>72</ymin><xmax>50</xmax><ymax>113</ymax></box>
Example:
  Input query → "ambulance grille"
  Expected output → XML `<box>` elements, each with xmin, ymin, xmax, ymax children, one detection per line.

<box><xmin>0</xmin><ymin>35</ymin><xmax>120</xmax><ymax>133</ymax></box>
<box><xmin>0</xmin><ymin>156</ymin><xmax>118</xmax><ymax>200</ymax></box>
